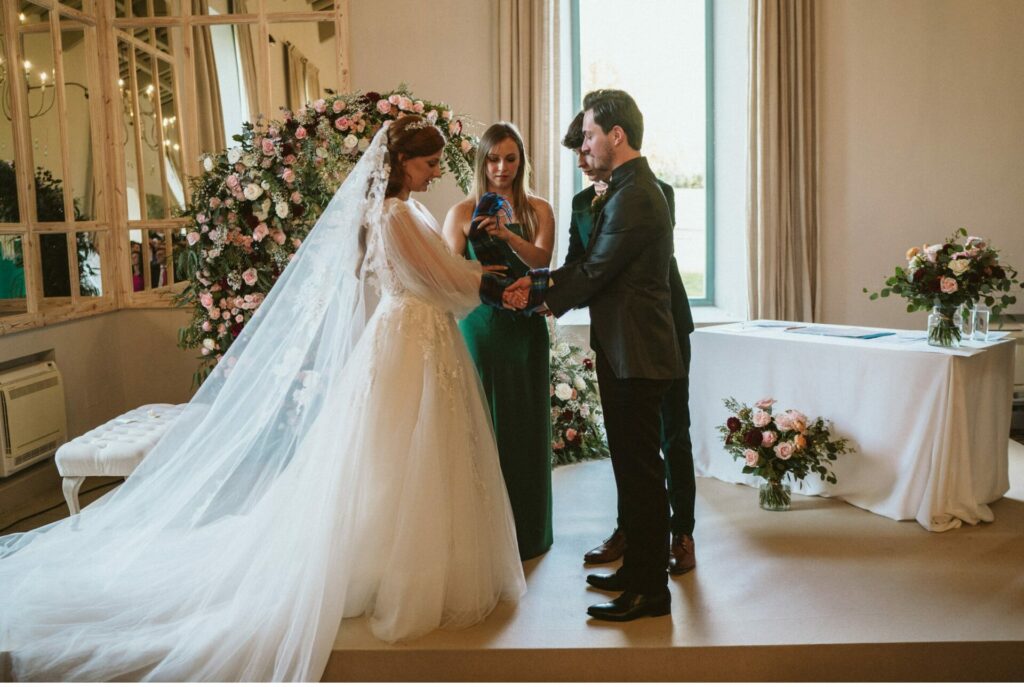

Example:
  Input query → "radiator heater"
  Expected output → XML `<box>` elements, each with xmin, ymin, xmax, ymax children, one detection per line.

<box><xmin>0</xmin><ymin>361</ymin><xmax>68</xmax><ymax>478</ymax></box>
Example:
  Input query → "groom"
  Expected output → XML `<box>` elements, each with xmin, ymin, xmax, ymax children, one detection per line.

<box><xmin>507</xmin><ymin>89</ymin><xmax>681</xmax><ymax>621</ymax></box>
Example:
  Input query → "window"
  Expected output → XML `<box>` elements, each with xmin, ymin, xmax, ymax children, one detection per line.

<box><xmin>571</xmin><ymin>0</ymin><xmax>713</xmax><ymax>305</ymax></box>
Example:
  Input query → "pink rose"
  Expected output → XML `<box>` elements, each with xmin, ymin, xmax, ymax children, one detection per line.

<box><xmin>333</xmin><ymin>99</ymin><xmax>346</xmax><ymax>113</ymax></box>
<box><xmin>755</xmin><ymin>397</ymin><xmax>776</xmax><ymax>410</ymax></box>
<box><xmin>789</xmin><ymin>411</ymin><xmax>808</xmax><ymax>433</ymax></box>
<box><xmin>290</xmin><ymin>191</ymin><xmax>303</xmax><ymax>204</ymax></box>
<box><xmin>226</xmin><ymin>174</ymin><xmax>239</xmax><ymax>188</ymax></box>
<box><xmin>388</xmin><ymin>94</ymin><xmax>401</xmax><ymax>105</ymax></box>
<box><xmin>565</xmin><ymin>428</ymin><xmax>578</xmax><ymax>441</ymax></box>
<box><xmin>448</xmin><ymin>119</ymin><xmax>462</xmax><ymax>136</ymax></box>
<box><xmin>313</xmin><ymin>99</ymin><xmax>326</xmax><ymax>113</ymax></box>
<box><xmin>295</xmin><ymin>126</ymin><xmax>307</xmax><ymax>140</ymax></box>
<box><xmin>209</xmin><ymin>307</ymin><xmax>221</xmax><ymax>319</ymax></box>
<box><xmin>752</xmin><ymin>409</ymin><xmax>771</xmax><ymax>428</ymax></box>
<box><xmin>186</xmin><ymin>231</ymin><xmax>200</xmax><ymax>246</ymax></box>
<box><xmin>252</xmin><ymin>223</ymin><xmax>268</xmax><ymax>242</ymax></box>
<box><xmin>760</xmin><ymin>431</ymin><xmax>777</xmax><ymax>447</ymax></box>
<box><xmin>291</xmin><ymin>238</ymin><xmax>302</xmax><ymax>248</ymax></box>
<box><xmin>743</xmin><ymin>449</ymin><xmax>760</xmax><ymax>467</ymax></box>
<box><xmin>940</xmin><ymin>276</ymin><xmax>958</xmax><ymax>294</ymax></box>
<box><xmin>334</xmin><ymin>117</ymin><xmax>349</xmax><ymax>131</ymax></box>
<box><xmin>242</xmin><ymin>268</ymin><xmax>258</xmax><ymax>286</ymax></box>
<box><xmin>413</xmin><ymin>100</ymin><xmax>425</xmax><ymax>113</ymax></box>
<box><xmin>201</xmin><ymin>321</ymin><xmax>212</xmax><ymax>332</ymax></box>
<box><xmin>775</xmin><ymin>413</ymin><xmax>794</xmax><ymax>431</ymax></box>
<box><xmin>235</xmin><ymin>314</ymin><xmax>244</xmax><ymax>323</ymax></box>
<box><xmin>283</xmin><ymin>154</ymin><xmax>297</xmax><ymax>166</ymax></box>
<box><xmin>261</xmin><ymin>138</ymin><xmax>275</xmax><ymax>155</ymax></box>
<box><xmin>398</xmin><ymin>96</ymin><xmax>413</xmax><ymax>111</ymax></box>
<box><xmin>774</xmin><ymin>442</ymin><xmax>795</xmax><ymax>460</ymax></box>
<box><xmin>272</xmin><ymin>230</ymin><xmax>286</xmax><ymax>245</ymax></box>
<box><xmin>282</xmin><ymin>168</ymin><xmax>295</xmax><ymax>184</ymax></box>
<box><xmin>268</xmin><ymin>127</ymin><xmax>279</xmax><ymax>138</ymax></box>
<box><xmin>199</xmin><ymin>292</ymin><xmax>214</xmax><ymax>309</ymax></box>
<box><xmin>376</xmin><ymin>99</ymin><xmax>392</xmax><ymax>114</ymax></box>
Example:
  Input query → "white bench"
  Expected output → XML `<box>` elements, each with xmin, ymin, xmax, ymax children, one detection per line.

<box><xmin>54</xmin><ymin>403</ymin><xmax>186</xmax><ymax>515</ymax></box>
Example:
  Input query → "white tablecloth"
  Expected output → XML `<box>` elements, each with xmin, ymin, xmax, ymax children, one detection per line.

<box><xmin>690</xmin><ymin>323</ymin><xmax>1015</xmax><ymax>531</ymax></box>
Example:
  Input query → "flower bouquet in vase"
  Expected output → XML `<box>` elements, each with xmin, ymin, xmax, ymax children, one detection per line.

<box><xmin>865</xmin><ymin>228</ymin><xmax>1023</xmax><ymax>348</ymax></box>
<box><xmin>717</xmin><ymin>398</ymin><xmax>854</xmax><ymax>511</ymax></box>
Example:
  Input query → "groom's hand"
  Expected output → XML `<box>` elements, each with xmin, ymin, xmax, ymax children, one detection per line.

<box><xmin>502</xmin><ymin>276</ymin><xmax>532</xmax><ymax>310</ymax></box>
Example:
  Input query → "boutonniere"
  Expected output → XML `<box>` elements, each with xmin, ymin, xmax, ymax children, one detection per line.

<box><xmin>589</xmin><ymin>181</ymin><xmax>609</xmax><ymax>218</ymax></box>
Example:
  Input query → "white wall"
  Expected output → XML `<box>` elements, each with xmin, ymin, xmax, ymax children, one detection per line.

<box><xmin>347</xmin><ymin>0</ymin><xmax>496</xmax><ymax>220</ymax></box>
<box><xmin>818</xmin><ymin>0</ymin><xmax>1024</xmax><ymax>328</ymax></box>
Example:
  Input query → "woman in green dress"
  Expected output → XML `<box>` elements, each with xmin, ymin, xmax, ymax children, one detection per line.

<box><xmin>442</xmin><ymin>122</ymin><xmax>555</xmax><ymax>560</ymax></box>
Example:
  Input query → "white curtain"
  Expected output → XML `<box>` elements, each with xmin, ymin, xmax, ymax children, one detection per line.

<box><xmin>747</xmin><ymin>0</ymin><xmax>820</xmax><ymax>321</ymax></box>
<box><xmin>494</xmin><ymin>0</ymin><xmax>562</xmax><ymax>261</ymax></box>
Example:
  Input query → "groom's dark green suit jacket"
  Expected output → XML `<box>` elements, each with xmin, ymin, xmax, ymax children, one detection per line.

<box><xmin>563</xmin><ymin>174</ymin><xmax>695</xmax><ymax>374</ymax></box>
<box><xmin>532</xmin><ymin>157</ymin><xmax>684</xmax><ymax>379</ymax></box>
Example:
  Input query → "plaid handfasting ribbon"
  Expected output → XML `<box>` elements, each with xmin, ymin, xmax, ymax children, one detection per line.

<box><xmin>471</xmin><ymin>192</ymin><xmax>522</xmax><ymax>309</ymax></box>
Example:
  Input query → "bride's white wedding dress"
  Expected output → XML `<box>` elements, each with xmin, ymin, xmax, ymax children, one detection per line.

<box><xmin>0</xmin><ymin>128</ymin><xmax>525</xmax><ymax>681</ymax></box>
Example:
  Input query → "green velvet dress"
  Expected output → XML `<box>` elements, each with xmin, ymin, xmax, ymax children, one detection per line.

<box><xmin>460</xmin><ymin>224</ymin><xmax>553</xmax><ymax>560</ymax></box>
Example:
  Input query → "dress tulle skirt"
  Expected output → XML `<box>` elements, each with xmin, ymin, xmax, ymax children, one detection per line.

<box><xmin>0</xmin><ymin>293</ymin><xmax>525</xmax><ymax>681</ymax></box>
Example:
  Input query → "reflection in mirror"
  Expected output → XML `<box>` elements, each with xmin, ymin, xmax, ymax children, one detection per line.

<box><xmin>116</xmin><ymin>0</ymin><xmax>180</xmax><ymax>18</ymax></box>
<box><xmin>157</xmin><ymin>59</ymin><xmax>185</xmax><ymax>214</ymax></box>
<box><xmin>1</xmin><ymin>31</ymin><xmax>22</xmax><ymax>223</ymax></box>
<box><xmin>171</xmin><ymin>225</ymin><xmax>189</xmax><ymax>283</ymax></box>
<box><xmin>77</xmin><ymin>231</ymin><xmax>102</xmax><ymax>296</ymax></box>
<box><xmin>22</xmin><ymin>22</ymin><xmax>69</xmax><ymax>223</ymax></box>
<box><xmin>118</xmin><ymin>41</ymin><xmax>142</xmax><ymax>220</ymax></box>
<box><xmin>134</xmin><ymin>47</ymin><xmax>165</xmax><ymax>219</ymax></box>
<box><xmin>40</xmin><ymin>232</ymin><xmax>71</xmax><ymax>297</ymax></box>
<box><xmin>60</xmin><ymin>26</ymin><xmax>95</xmax><ymax>221</ymax></box>
<box><xmin>267</xmin><ymin>24</ymin><xmax>337</xmax><ymax>116</ymax></box>
<box><xmin>0</xmin><ymin>234</ymin><xmax>27</xmax><ymax>315</ymax></box>
<box><xmin>199</xmin><ymin>0</ymin><xmax>254</xmax><ymax>15</ymax></box>
<box><xmin>147</xmin><ymin>229</ymin><xmax>168</xmax><ymax>289</ymax></box>
<box><xmin>129</xmin><ymin>232</ymin><xmax>144</xmax><ymax>292</ymax></box>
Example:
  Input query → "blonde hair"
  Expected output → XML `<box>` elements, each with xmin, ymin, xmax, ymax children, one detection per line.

<box><xmin>471</xmin><ymin>122</ymin><xmax>539</xmax><ymax>241</ymax></box>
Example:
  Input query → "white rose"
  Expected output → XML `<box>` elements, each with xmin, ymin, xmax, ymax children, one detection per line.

<box><xmin>556</xmin><ymin>342</ymin><xmax>571</xmax><ymax>357</ymax></box>
<box><xmin>573</xmin><ymin>376</ymin><xmax>586</xmax><ymax>391</ymax></box>
<box><xmin>555</xmin><ymin>383</ymin><xmax>573</xmax><ymax>401</ymax></box>
<box><xmin>276</xmin><ymin>201</ymin><xmax>290</xmax><ymax>219</ymax></box>
<box><xmin>243</xmin><ymin>183</ymin><xmax>263</xmax><ymax>200</ymax></box>
<box><xmin>202</xmin><ymin>337</ymin><xmax>217</xmax><ymax>351</ymax></box>
<box><xmin>226</xmin><ymin>147</ymin><xmax>242</xmax><ymax>164</ymax></box>
<box><xmin>315</xmin><ymin>147</ymin><xmax>328</xmax><ymax>158</ymax></box>
<box><xmin>202</xmin><ymin>156</ymin><xmax>214</xmax><ymax>172</ymax></box>
<box><xmin>949</xmin><ymin>258</ymin><xmax>971</xmax><ymax>276</ymax></box>
<box><xmin>343</xmin><ymin>134</ymin><xmax>358</xmax><ymax>149</ymax></box>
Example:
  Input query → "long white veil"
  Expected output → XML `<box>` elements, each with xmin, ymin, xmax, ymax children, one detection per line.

<box><xmin>0</xmin><ymin>124</ymin><xmax>397</xmax><ymax>681</ymax></box>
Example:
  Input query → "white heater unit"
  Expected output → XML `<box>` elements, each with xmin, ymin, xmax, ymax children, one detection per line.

<box><xmin>0</xmin><ymin>361</ymin><xmax>67</xmax><ymax>477</ymax></box>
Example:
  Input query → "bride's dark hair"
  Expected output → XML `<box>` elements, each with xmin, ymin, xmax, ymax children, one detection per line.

<box><xmin>385</xmin><ymin>115</ymin><xmax>446</xmax><ymax>197</ymax></box>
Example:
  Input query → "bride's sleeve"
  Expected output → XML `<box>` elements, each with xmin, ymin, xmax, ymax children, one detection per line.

<box><xmin>380</xmin><ymin>202</ymin><xmax>487</xmax><ymax>318</ymax></box>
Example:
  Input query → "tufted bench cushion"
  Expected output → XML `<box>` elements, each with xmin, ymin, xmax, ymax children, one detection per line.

<box><xmin>54</xmin><ymin>403</ymin><xmax>186</xmax><ymax>514</ymax></box>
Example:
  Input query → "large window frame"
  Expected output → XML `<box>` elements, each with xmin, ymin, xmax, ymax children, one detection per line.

<box><xmin>0</xmin><ymin>0</ymin><xmax>351</xmax><ymax>336</ymax></box>
<box><xmin>570</xmin><ymin>0</ymin><xmax>715</xmax><ymax>307</ymax></box>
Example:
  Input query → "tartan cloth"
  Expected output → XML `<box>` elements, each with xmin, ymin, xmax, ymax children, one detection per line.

<box><xmin>523</xmin><ymin>268</ymin><xmax>550</xmax><ymax>313</ymax></box>
<box><xmin>470</xmin><ymin>192</ymin><xmax>528</xmax><ymax>310</ymax></box>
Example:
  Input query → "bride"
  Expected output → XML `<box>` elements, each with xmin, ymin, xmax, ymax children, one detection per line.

<box><xmin>0</xmin><ymin>115</ymin><xmax>527</xmax><ymax>681</ymax></box>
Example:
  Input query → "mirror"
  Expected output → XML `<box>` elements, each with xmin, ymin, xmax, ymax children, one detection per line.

<box><xmin>267</xmin><ymin>23</ymin><xmax>338</xmax><ymax>116</ymax></box>
<box><xmin>118</xmin><ymin>40</ymin><xmax>142</xmax><ymax>221</ymax></box>
<box><xmin>116</xmin><ymin>0</ymin><xmax>180</xmax><ymax>18</ymax></box>
<box><xmin>147</xmin><ymin>229</ymin><xmax>168</xmax><ymax>288</ymax></box>
<box><xmin>40</xmin><ymin>231</ymin><xmax>70</xmax><ymax>297</ymax></box>
<box><xmin>0</xmin><ymin>29</ymin><xmax>21</xmax><ymax>224</ymax></box>
<box><xmin>60</xmin><ymin>24</ymin><xmax>95</xmax><ymax>221</ymax></box>
<box><xmin>0</xmin><ymin>233</ymin><xmax>27</xmax><ymax>315</ymax></box>
<box><xmin>77</xmin><ymin>230</ymin><xmax>102</xmax><ymax>297</ymax></box>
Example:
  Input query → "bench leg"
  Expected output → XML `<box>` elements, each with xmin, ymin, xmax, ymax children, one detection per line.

<box><xmin>62</xmin><ymin>477</ymin><xmax>85</xmax><ymax>516</ymax></box>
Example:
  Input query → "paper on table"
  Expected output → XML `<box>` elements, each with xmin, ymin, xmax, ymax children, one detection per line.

<box><xmin>785</xmin><ymin>325</ymin><xmax>895</xmax><ymax>339</ymax></box>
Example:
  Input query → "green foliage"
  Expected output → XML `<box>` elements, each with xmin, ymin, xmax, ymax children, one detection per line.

<box><xmin>549</xmin><ymin>335</ymin><xmax>607</xmax><ymax>466</ymax></box>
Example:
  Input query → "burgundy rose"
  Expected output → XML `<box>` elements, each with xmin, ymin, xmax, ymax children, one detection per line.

<box><xmin>743</xmin><ymin>428</ymin><xmax>763</xmax><ymax>448</ymax></box>
<box><xmin>582</xmin><ymin>358</ymin><xmax>593</xmax><ymax>370</ymax></box>
<box><xmin>290</xmin><ymin>203</ymin><xmax>305</xmax><ymax>218</ymax></box>
<box><xmin>726</xmin><ymin>417</ymin><xmax>742</xmax><ymax>432</ymax></box>
<box><xmin>364</xmin><ymin>91</ymin><xmax>381</xmax><ymax>105</ymax></box>
<box><xmin>559</xmin><ymin>409</ymin><xmax>574</xmax><ymax>422</ymax></box>
<box><xmin>230</xmin><ymin>322</ymin><xmax>243</xmax><ymax>337</ymax></box>
<box><xmin>243</xmin><ymin>212</ymin><xmax>259</xmax><ymax>229</ymax></box>
<box><xmin>912</xmin><ymin>268</ymin><xmax>927</xmax><ymax>283</ymax></box>
<box><xmin>281</xmin><ymin>142</ymin><xmax>295</xmax><ymax>157</ymax></box>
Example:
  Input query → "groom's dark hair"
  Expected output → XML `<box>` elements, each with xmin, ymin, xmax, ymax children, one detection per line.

<box><xmin>582</xmin><ymin>89</ymin><xmax>643</xmax><ymax>150</ymax></box>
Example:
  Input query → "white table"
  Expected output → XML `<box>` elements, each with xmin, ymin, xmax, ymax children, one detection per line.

<box><xmin>690</xmin><ymin>322</ymin><xmax>1015</xmax><ymax>531</ymax></box>
<box><xmin>54</xmin><ymin>403</ymin><xmax>186</xmax><ymax>514</ymax></box>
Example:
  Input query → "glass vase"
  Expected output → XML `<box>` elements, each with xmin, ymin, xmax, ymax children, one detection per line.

<box><xmin>759</xmin><ymin>479</ymin><xmax>791</xmax><ymax>511</ymax></box>
<box><xmin>927</xmin><ymin>304</ymin><xmax>963</xmax><ymax>348</ymax></box>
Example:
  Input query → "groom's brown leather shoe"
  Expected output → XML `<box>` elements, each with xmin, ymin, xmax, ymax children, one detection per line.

<box><xmin>583</xmin><ymin>528</ymin><xmax>626</xmax><ymax>564</ymax></box>
<box><xmin>587</xmin><ymin>589</ymin><xmax>672</xmax><ymax>622</ymax></box>
<box><xmin>586</xmin><ymin>570</ymin><xmax>628</xmax><ymax>592</ymax></box>
<box><xmin>668</xmin><ymin>534</ymin><xmax>696</xmax><ymax>575</ymax></box>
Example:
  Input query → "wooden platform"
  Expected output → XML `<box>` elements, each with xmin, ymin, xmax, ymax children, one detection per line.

<box><xmin>326</xmin><ymin>442</ymin><xmax>1024</xmax><ymax>681</ymax></box>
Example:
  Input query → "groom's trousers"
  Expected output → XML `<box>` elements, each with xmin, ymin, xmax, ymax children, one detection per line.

<box><xmin>596</xmin><ymin>351</ymin><xmax>672</xmax><ymax>594</ymax></box>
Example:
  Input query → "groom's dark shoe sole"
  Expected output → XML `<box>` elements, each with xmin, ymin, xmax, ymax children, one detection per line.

<box><xmin>586</xmin><ymin>570</ymin><xmax>628</xmax><ymax>592</ymax></box>
<box><xmin>587</xmin><ymin>590</ymin><xmax>672</xmax><ymax>622</ymax></box>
